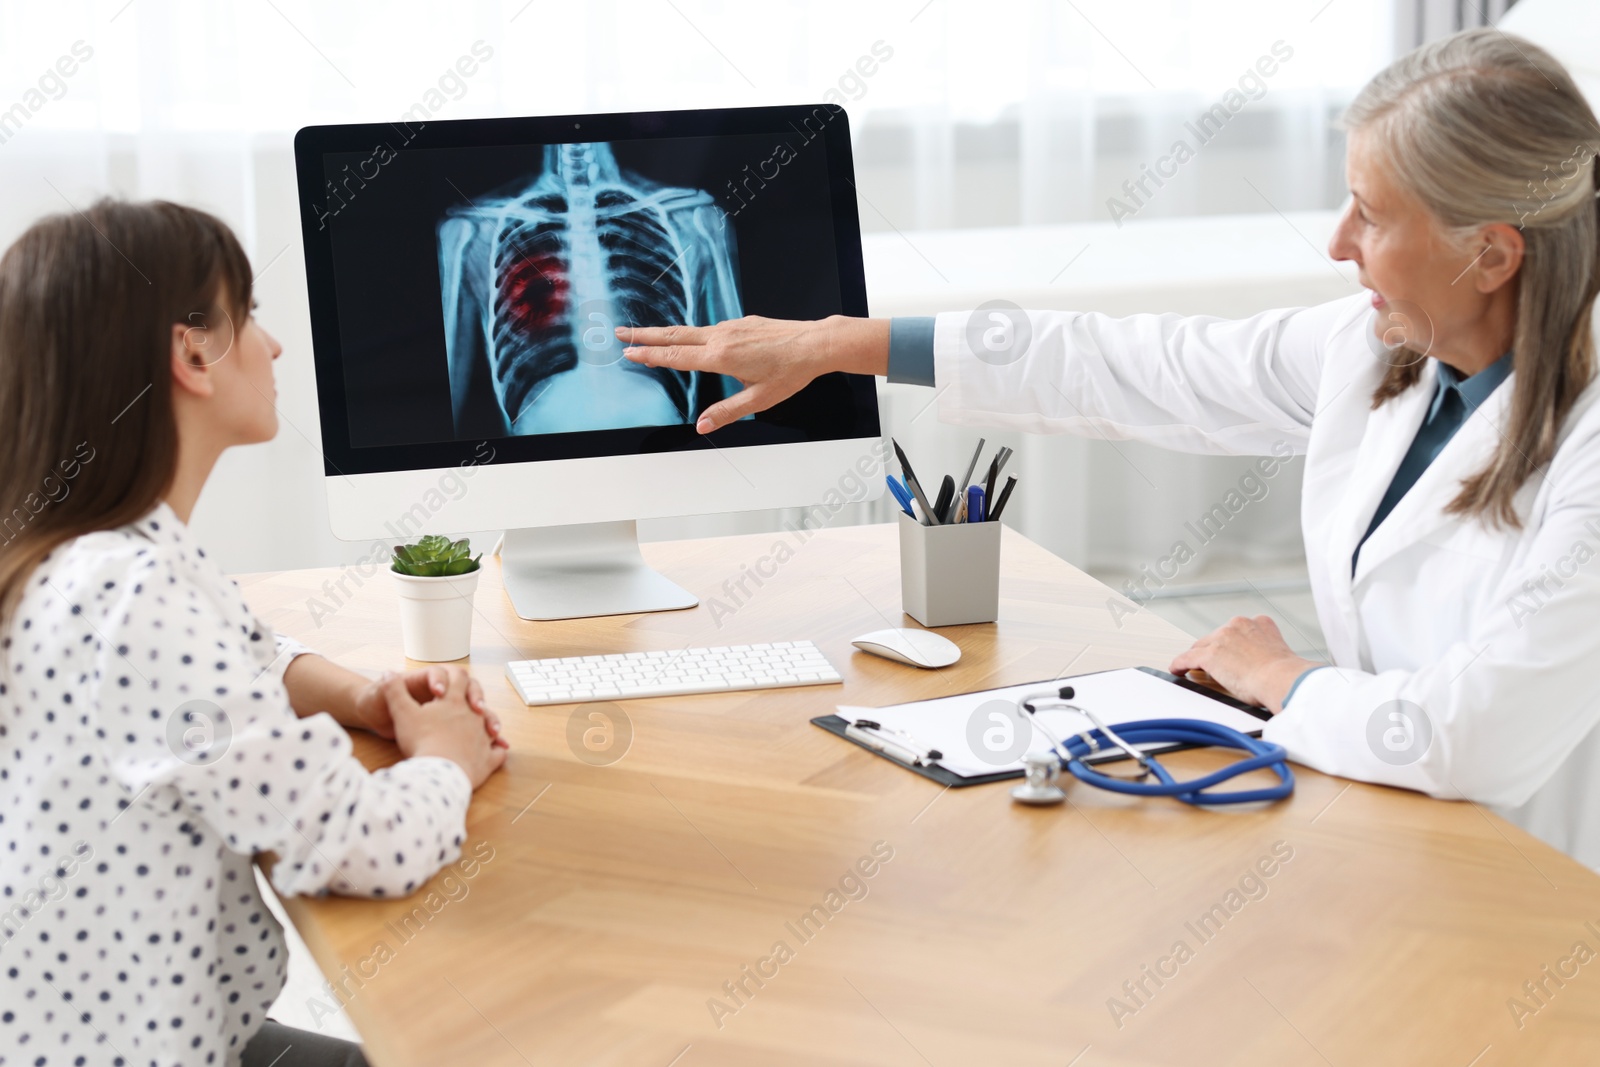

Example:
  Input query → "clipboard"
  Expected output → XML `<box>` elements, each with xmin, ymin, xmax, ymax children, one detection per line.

<box><xmin>811</xmin><ymin>666</ymin><xmax>1271</xmax><ymax>788</ymax></box>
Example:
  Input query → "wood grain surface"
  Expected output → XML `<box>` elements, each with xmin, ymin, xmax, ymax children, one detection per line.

<box><xmin>239</xmin><ymin>522</ymin><xmax>1600</xmax><ymax>1066</ymax></box>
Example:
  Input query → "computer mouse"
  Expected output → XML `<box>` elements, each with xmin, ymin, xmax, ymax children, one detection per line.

<box><xmin>850</xmin><ymin>628</ymin><xmax>961</xmax><ymax>669</ymax></box>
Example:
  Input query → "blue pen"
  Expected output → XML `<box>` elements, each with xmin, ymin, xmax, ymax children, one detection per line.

<box><xmin>966</xmin><ymin>483</ymin><xmax>986</xmax><ymax>523</ymax></box>
<box><xmin>886</xmin><ymin>475</ymin><xmax>916</xmax><ymax>518</ymax></box>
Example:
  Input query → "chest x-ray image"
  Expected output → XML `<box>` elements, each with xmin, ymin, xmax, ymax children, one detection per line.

<box><xmin>437</xmin><ymin>141</ymin><xmax>747</xmax><ymax>438</ymax></box>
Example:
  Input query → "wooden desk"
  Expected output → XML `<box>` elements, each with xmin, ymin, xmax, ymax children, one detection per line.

<box><xmin>243</xmin><ymin>523</ymin><xmax>1600</xmax><ymax>1067</ymax></box>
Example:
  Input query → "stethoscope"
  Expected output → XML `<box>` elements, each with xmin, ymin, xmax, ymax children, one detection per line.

<box><xmin>1009</xmin><ymin>686</ymin><xmax>1294</xmax><ymax>807</ymax></box>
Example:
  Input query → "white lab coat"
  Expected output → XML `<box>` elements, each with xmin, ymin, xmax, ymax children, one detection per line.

<box><xmin>930</xmin><ymin>293</ymin><xmax>1600</xmax><ymax>869</ymax></box>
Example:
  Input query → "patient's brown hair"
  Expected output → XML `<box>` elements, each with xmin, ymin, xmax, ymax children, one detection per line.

<box><xmin>0</xmin><ymin>199</ymin><xmax>252</xmax><ymax>623</ymax></box>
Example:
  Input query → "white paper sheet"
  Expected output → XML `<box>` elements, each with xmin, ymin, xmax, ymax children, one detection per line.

<box><xmin>835</xmin><ymin>667</ymin><xmax>1269</xmax><ymax>778</ymax></box>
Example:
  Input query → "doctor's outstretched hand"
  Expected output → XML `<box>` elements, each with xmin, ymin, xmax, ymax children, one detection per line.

<box><xmin>618</xmin><ymin>316</ymin><xmax>890</xmax><ymax>433</ymax></box>
<box><xmin>1168</xmin><ymin>615</ymin><xmax>1323</xmax><ymax>715</ymax></box>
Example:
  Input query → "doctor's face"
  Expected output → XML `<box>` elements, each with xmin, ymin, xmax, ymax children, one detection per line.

<box><xmin>1328</xmin><ymin>129</ymin><xmax>1486</xmax><ymax>361</ymax></box>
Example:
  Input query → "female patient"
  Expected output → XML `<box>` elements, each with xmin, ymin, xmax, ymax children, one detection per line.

<box><xmin>0</xmin><ymin>201</ymin><xmax>507</xmax><ymax>1066</ymax></box>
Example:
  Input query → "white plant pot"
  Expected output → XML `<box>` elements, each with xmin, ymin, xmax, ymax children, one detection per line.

<box><xmin>393</xmin><ymin>568</ymin><xmax>480</xmax><ymax>662</ymax></box>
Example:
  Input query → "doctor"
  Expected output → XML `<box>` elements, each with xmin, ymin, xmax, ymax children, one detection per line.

<box><xmin>619</xmin><ymin>29</ymin><xmax>1600</xmax><ymax>868</ymax></box>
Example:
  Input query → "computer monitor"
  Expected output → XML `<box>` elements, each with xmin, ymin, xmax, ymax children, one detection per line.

<box><xmin>294</xmin><ymin>104</ymin><xmax>882</xmax><ymax>620</ymax></box>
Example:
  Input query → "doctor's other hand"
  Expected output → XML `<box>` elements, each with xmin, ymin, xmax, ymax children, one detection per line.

<box><xmin>617</xmin><ymin>315</ymin><xmax>890</xmax><ymax>433</ymax></box>
<box><xmin>386</xmin><ymin>672</ymin><xmax>509</xmax><ymax>789</ymax></box>
<box><xmin>1167</xmin><ymin>615</ymin><xmax>1322</xmax><ymax>715</ymax></box>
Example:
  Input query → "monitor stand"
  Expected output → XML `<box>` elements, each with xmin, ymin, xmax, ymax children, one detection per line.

<box><xmin>497</xmin><ymin>521</ymin><xmax>699</xmax><ymax>621</ymax></box>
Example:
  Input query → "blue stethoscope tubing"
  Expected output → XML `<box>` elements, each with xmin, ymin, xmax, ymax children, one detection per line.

<box><xmin>1057</xmin><ymin>718</ymin><xmax>1295</xmax><ymax>805</ymax></box>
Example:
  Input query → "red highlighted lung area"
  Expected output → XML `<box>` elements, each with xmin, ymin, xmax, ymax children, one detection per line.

<box><xmin>499</xmin><ymin>248</ymin><xmax>569</xmax><ymax>337</ymax></box>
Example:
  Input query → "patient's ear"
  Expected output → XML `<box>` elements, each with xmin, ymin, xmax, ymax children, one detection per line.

<box><xmin>170</xmin><ymin>317</ymin><xmax>214</xmax><ymax>398</ymax></box>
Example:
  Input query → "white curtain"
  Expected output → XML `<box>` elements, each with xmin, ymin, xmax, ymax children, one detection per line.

<box><xmin>1394</xmin><ymin>0</ymin><xmax>1519</xmax><ymax>51</ymax></box>
<box><xmin>0</xmin><ymin>0</ymin><xmax>1395</xmax><ymax>574</ymax></box>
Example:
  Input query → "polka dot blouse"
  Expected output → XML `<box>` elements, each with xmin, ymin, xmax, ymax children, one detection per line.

<box><xmin>1</xmin><ymin>503</ymin><xmax>473</xmax><ymax>1066</ymax></box>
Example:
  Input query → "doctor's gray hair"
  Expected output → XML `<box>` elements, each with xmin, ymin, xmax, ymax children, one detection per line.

<box><xmin>1344</xmin><ymin>27</ymin><xmax>1600</xmax><ymax>528</ymax></box>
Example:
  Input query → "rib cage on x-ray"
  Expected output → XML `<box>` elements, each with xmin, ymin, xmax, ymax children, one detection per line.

<box><xmin>438</xmin><ymin>142</ymin><xmax>745</xmax><ymax>437</ymax></box>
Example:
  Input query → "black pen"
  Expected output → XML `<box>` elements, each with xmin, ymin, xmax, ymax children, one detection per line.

<box><xmin>892</xmin><ymin>438</ymin><xmax>937</xmax><ymax>526</ymax></box>
<box><xmin>933</xmin><ymin>475</ymin><xmax>955</xmax><ymax>524</ymax></box>
<box><xmin>989</xmin><ymin>475</ymin><xmax>1018</xmax><ymax>521</ymax></box>
<box><xmin>984</xmin><ymin>446</ymin><xmax>1013</xmax><ymax>504</ymax></box>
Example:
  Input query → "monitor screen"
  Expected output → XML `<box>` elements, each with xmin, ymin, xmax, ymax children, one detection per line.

<box><xmin>295</xmin><ymin>106</ymin><xmax>877</xmax><ymax>477</ymax></box>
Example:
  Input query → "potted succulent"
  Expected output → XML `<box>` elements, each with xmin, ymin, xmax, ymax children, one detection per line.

<box><xmin>391</xmin><ymin>535</ymin><xmax>482</xmax><ymax>661</ymax></box>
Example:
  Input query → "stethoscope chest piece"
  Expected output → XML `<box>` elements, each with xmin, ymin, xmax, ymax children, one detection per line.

<box><xmin>1010</xmin><ymin>750</ymin><xmax>1067</xmax><ymax>805</ymax></box>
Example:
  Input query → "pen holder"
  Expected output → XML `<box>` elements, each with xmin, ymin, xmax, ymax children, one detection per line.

<box><xmin>897</xmin><ymin>511</ymin><xmax>1001</xmax><ymax>627</ymax></box>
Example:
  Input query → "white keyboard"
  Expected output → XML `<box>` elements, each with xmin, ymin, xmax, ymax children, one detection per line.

<box><xmin>504</xmin><ymin>640</ymin><xmax>843</xmax><ymax>705</ymax></box>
